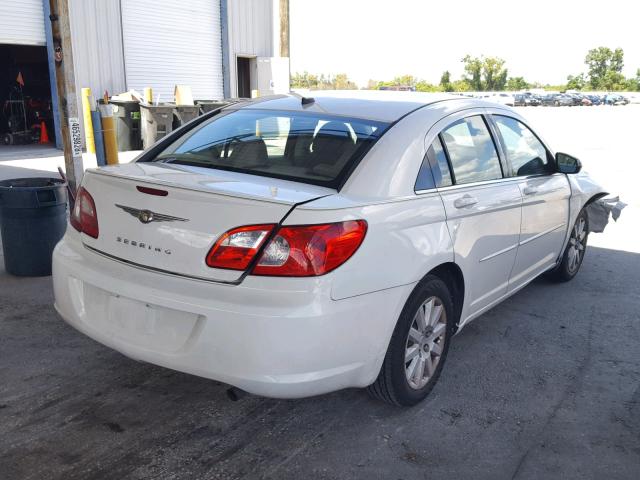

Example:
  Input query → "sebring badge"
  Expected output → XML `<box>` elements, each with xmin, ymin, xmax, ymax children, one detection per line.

<box><xmin>116</xmin><ymin>236</ymin><xmax>171</xmax><ymax>255</ymax></box>
<box><xmin>115</xmin><ymin>204</ymin><xmax>188</xmax><ymax>224</ymax></box>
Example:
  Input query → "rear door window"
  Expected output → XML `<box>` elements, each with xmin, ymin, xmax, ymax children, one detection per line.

<box><xmin>492</xmin><ymin>115</ymin><xmax>552</xmax><ymax>176</ymax></box>
<box><xmin>440</xmin><ymin>116</ymin><xmax>503</xmax><ymax>184</ymax></box>
<box><xmin>428</xmin><ymin>137</ymin><xmax>453</xmax><ymax>187</ymax></box>
<box><xmin>150</xmin><ymin>109</ymin><xmax>389</xmax><ymax>189</ymax></box>
<box><xmin>415</xmin><ymin>137</ymin><xmax>453</xmax><ymax>191</ymax></box>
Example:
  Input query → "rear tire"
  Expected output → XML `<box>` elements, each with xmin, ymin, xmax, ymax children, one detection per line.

<box><xmin>367</xmin><ymin>275</ymin><xmax>454</xmax><ymax>406</ymax></box>
<box><xmin>546</xmin><ymin>208</ymin><xmax>589</xmax><ymax>282</ymax></box>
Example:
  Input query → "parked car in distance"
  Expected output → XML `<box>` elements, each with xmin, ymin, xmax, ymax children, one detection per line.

<box><xmin>579</xmin><ymin>95</ymin><xmax>592</xmax><ymax>106</ymax></box>
<box><xmin>605</xmin><ymin>94</ymin><xmax>629</xmax><ymax>105</ymax></box>
<box><xmin>491</xmin><ymin>93</ymin><xmax>515</xmax><ymax>106</ymax></box>
<box><xmin>530</xmin><ymin>94</ymin><xmax>543</xmax><ymax>105</ymax></box>
<box><xmin>586</xmin><ymin>95</ymin><xmax>602</xmax><ymax>106</ymax></box>
<box><xmin>539</xmin><ymin>93</ymin><xmax>558</xmax><ymax>106</ymax></box>
<box><xmin>565</xmin><ymin>93</ymin><xmax>583</xmax><ymax>106</ymax></box>
<box><xmin>53</xmin><ymin>91</ymin><xmax>606</xmax><ymax>406</ymax></box>
<box><xmin>514</xmin><ymin>93</ymin><xmax>540</xmax><ymax>106</ymax></box>
<box><xmin>553</xmin><ymin>94</ymin><xmax>575</xmax><ymax>106</ymax></box>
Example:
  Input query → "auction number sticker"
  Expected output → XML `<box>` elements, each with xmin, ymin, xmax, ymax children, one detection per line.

<box><xmin>68</xmin><ymin>117</ymin><xmax>82</xmax><ymax>158</ymax></box>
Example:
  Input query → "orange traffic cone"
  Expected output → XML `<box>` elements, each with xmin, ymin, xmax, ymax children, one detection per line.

<box><xmin>39</xmin><ymin>120</ymin><xmax>49</xmax><ymax>144</ymax></box>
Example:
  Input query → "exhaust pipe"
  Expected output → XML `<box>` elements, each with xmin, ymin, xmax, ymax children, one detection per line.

<box><xmin>226</xmin><ymin>386</ymin><xmax>249</xmax><ymax>402</ymax></box>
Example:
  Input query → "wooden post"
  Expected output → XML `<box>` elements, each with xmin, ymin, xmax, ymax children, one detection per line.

<box><xmin>49</xmin><ymin>0</ymin><xmax>83</xmax><ymax>191</ymax></box>
<box><xmin>279</xmin><ymin>0</ymin><xmax>290</xmax><ymax>58</ymax></box>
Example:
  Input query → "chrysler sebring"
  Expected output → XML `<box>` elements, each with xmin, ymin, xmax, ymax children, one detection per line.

<box><xmin>53</xmin><ymin>91</ymin><xmax>606</xmax><ymax>406</ymax></box>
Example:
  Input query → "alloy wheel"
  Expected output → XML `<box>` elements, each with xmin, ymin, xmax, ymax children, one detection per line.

<box><xmin>567</xmin><ymin>216</ymin><xmax>587</xmax><ymax>274</ymax></box>
<box><xmin>404</xmin><ymin>296</ymin><xmax>447</xmax><ymax>390</ymax></box>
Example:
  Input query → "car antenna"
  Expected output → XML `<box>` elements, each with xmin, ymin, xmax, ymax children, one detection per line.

<box><xmin>290</xmin><ymin>91</ymin><xmax>321</xmax><ymax>109</ymax></box>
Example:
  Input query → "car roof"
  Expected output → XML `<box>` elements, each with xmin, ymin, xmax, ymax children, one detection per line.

<box><xmin>229</xmin><ymin>90</ymin><xmax>466</xmax><ymax>123</ymax></box>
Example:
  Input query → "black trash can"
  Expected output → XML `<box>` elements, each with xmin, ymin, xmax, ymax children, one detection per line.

<box><xmin>111</xmin><ymin>100</ymin><xmax>142</xmax><ymax>151</ymax></box>
<box><xmin>0</xmin><ymin>177</ymin><xmax>68</xmax><ymax>276</ymax></box>
<box><xmin>139</xmin><ymin>103</ymin><xmax>174</xmax><ymax>149</ymax></box>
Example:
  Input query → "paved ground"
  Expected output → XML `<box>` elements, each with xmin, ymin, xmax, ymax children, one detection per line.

<box><xmin>0</xmin><ymin>146</ymin><xmax>141</xmax><ymax>181</ymax></box>
<box><xmin>1</xmin><ymin>106</ymin><xmax>639</xmax><ymax>480</ymax></box>
<box><xmin>0</xmin><ymin>145</ymin><xmax>61</xmax><ymax>161</ymax></box>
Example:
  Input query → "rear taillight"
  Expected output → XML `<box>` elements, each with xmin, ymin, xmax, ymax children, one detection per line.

<box><xmin>253</xmin><ymin>221</ymin><xmax>367</xmax><ymax>276</ymax></box>
<box><xmin>70</xmin><ymin>187</ymin><xmax>99</xmax><ymax>238</ymax></box>
<box><xmin>206</xmin><ymin>224</ymin><xmax>275</xmax><ymax>270</ymax></box>
<box><xmin>205</xmin><ymin>221</ymin><xmax>367</xmax><ymax>276</ymax></box>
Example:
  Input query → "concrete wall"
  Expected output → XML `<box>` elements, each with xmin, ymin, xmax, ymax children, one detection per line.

<box><xmin>227</xmin><ymin>0</ymin><xmax>276</xmax><ymax>97</ymax></box>
<box><xmin>68</xmin><ymin>0</ymin><xmax>126</xmax><ymax>145</ymax></box>
<box><xmin>69</xmin><ymin>0</ymin><xmax>126</xmax><ymax>100</ymax></box>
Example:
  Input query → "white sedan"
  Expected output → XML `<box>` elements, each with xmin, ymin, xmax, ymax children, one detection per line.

<box><xmin>53</xmin><ymin>91</ymin><xmax>606</xmax><ymax>406</ymax></box>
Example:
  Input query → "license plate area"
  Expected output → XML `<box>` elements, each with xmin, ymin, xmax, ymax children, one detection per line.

<box><xmin>82</xmin><ymin>284</ymin><xmax>202</xmax><ymax>353</ymax></box>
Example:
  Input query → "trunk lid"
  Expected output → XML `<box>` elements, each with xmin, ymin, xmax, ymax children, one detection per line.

<box><xmin>80</xmin><ymin>163</ymin><xmax>333</xmax><ymax>282</ymax></box>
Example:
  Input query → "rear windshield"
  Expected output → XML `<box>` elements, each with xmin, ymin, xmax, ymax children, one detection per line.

<box><xmin>148</xmin><ymin>109</ymin><xmax>390</xmax><ymax>189</ymax></box>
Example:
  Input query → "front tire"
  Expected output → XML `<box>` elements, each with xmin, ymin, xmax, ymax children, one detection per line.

<box><xmin>368</xmin><ymin>275</ymin><xmax>454</xmax><ymax>406</ymax></box>
<box><xmin>546</xmin><ymin>208</ymin><xmax>589</xmax><ymax>282</ymax></box>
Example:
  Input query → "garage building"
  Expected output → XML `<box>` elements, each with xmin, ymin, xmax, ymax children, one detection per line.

<box><xmin>0</xmin><ymin>0</ymin><xmax>290</xmax><ymax>150</ymax></box>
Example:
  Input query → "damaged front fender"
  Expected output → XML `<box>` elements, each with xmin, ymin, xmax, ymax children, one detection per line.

<box><xmin>567</xmin><ymin>171</ymin><xmax>626</xmax><ymax>232</ymax></box>
<box><xmin>585</xmin><ymin>196</ymin><xmax>627</xmax><ymax>233</ymax></box>
<box><xmin>567</xmin><ymin>171</ymin><xmax>609</xmax><ymax>230</ymax></box>
<box><xmin>556</xmin><ymin>172</ymin><xmax>625</xmax><ymax>263</ymax></box>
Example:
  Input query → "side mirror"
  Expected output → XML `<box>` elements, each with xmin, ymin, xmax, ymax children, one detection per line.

<box><xmin>556</xmin><ymin>152</ymin><xmax>582</xmax><ymax>174</ymax></box>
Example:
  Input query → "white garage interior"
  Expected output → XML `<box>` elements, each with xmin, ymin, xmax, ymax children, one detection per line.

<box><xmin>0</xmin><ymin>0</ymin><xmax>57</xmax><ymax>152</ymax></box>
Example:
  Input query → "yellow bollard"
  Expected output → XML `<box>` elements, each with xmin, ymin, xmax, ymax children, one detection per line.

<box><xmin>144</xmin><ymin>87</ymin><xmax>153</xmax><ymax>104</ymax></box>
<box><xmin>81</xmin><ymin>87</ymin><xmax>95</xmax><ymax>154</ymax></box>
<box><xmin>100</xmin><ymin>105</ymin><xmax>119</xmax><ymax>165</ymax></box>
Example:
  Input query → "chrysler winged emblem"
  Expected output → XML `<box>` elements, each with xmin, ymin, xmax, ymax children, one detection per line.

<box><xmin>115</xmin><ymin>204</ymin><xmax>188</xmax><ymax>224</ymax></box>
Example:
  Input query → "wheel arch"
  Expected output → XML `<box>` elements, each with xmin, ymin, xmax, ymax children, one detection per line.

<box><xmin>425</xmin><ymin>262</ymin><xmax>465</xmax><ymax>333</ymax></box>
<box><xmin>584</xmin><ymin>191</ymin><xmax>608</xmax><ymax>207</ymax></box>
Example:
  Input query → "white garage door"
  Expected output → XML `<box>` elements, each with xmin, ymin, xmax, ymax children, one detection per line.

<box><xmin>0</xmin><ymin>0</ymin><xmax>46</xmax><ymax>45</ymax></box>
<box><xmin>121</xmin><ymin>0</ymin><xmax>224</xmax><ymax>101</ymax></box>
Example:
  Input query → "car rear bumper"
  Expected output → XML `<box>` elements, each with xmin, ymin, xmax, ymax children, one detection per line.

<box><xmin>52</xmin><ymin>231</ymin><xmax>411</xmax><ymax>398</ymax></box>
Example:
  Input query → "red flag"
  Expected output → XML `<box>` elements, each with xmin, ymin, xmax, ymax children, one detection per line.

<box><xmin>16</xmin><ymin>71</ymin><xmax>24</xmax><ymax>87</ymax></box>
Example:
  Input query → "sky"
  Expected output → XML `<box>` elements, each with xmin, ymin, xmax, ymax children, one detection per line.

<box><xmin>289</xmin><ymin>0</ymin><xmax>640</xmax><ymax>87</ymax></box>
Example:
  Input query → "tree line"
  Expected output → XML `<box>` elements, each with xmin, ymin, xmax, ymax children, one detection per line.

<box><xmin>289</xmin><ymin>72</ymin><xmax>358</xmax><ymax>90</ymax></box>
<box><xmin>290</xmin><ymin>47</ymin><xmax>640</xmax><ymax>92</ymax></box>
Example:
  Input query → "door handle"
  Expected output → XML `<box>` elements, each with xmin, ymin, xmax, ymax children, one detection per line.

<box><xmin>523</xmin><ymin>186</ymin><xmax>538</xmax><ymax>196</ymax></box>
<box><xmin>453</xmin><ymin>194</ymin><xmax>478</xmax><ymax>209</ymax></box>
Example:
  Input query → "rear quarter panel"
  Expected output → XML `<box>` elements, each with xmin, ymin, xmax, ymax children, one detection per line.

<box><xmin>286</xmin><ymin>192</ymin><xmax>453</xmax><ymax>301</ymax></box>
